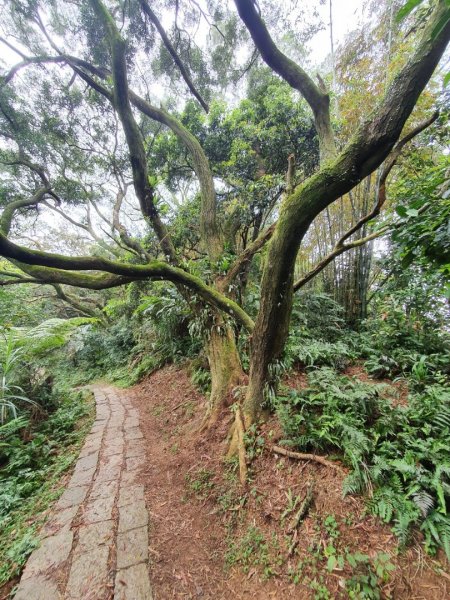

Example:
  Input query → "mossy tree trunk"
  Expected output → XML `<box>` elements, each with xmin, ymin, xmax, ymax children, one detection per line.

<box><xmin>204</xmin><ymin>318</ymin><xmax>244</xmax><ymax>427</ymax></box>
<box><xmin>236</xmin><ymin>0</ymin><xmax>450</xmax><ymax>429</ymax></box>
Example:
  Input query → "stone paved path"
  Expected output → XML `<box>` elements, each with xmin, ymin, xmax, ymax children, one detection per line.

<box><xmin>14</xmin><ymin>385</ymin><xmax>153</xmax><ymax>600</ymax></box>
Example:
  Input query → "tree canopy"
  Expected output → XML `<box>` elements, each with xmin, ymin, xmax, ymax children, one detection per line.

<box><xmin>0</xmin><ymin>0</ymin><xmax>449</xmax><ymax>427</ymax></box>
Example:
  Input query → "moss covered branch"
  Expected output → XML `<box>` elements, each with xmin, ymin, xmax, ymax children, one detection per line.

<box><xmin>89</xmin><ymin>0</ymin><xmax>177</xmax><ymax>261</ymax></box>
<box><xmin>0</xmin><ymin>234</ymin><xmax>254</xmax><ymax>331</ymax></box>
<box><xmin>233</xmin><ymin>0</ymin><xmax>335</xmax><ymax>160</ymax></box>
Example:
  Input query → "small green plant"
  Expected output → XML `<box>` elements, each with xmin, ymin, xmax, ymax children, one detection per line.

<box><xmin>150</xmin><ymin>404</ymin><xmax>165</xmax><ymax>417</ymax></box>
<box><xmin>281</xmin><ymin>488</ymin><xmax>302</xmax><ymax>521</ymax></box>
<box><xmin>344</xmin><ymin>552</ymin><xmax>395</xmax><ymax>599</ymax></box>
<box><xmin>288</xmin><ymin>516</ymin><xmax>395</xmax><ymax>599</ymax></box>
<box><xmin>190</xmin><ymin>366</ymin><xmax>211</xmax><ymax>394</ymax></box>
<box><xmin>243</xmin><ymin>424</ymin><xmax>265</xmax><ymax>461</ymax></box>
<box><xmin>0</xmin><ymin>389</ymin><xmax>93</xmax><ymax>585</ymax></box>
<box><xmin>225</xmin><ymin>525</ymin><xmax>281</xmax><ymax>579</ymax></box>
<box><xmin>185</xmin><ymin>468</ymin><xmax>215</xmax><ymax>498</ymax></box>
<box><xmin>309</xmin><ymin>578</ymin><xmax>331</xmax><ymax>600</ymax></box>
<box><xmin>216</xmin><ymin>487</ymin><xmax>246</xmax><ymax>513</ymax></box>
<box><xmin>365</xmin><ymin>354</ymin><xmax>400</xmax><ymax>379</ymax></box>
<box><xmin>323</xmin><ymin>514</ymin><xmax>340</xmax><ymax>540</ymax></box>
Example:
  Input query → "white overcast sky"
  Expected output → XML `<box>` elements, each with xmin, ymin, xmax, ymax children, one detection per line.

<box><xmin>312</xmin><ymin>0</ymin><xmax>363</xmax><ymax>62</ymax></box>
<box><xmin>0</xmin><ymin>1</ymin><xmax>365</xmax><ymax>67</ymax></box>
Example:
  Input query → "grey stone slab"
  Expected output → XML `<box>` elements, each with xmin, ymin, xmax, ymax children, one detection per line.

<box><xmin>125</xmin><ymin>456</ymin><xmax>146</xmax><ymax>472</ymax></box>
<box><xmin>56</xmin><ymin>485</ymin><xmax>89</xmax><ymax>509</ymax></box>
<box><xmin>104</xmin><ymin>434</ymin><xmax>124</xmax><ymax>446</ymax></box>
<box><xmin>103</xmin><ymin>434</ymin><xmax>124</xmax><ymax>446</ymax></box>
<box><xmin>14</xmin><ymin>575</ymin><xmax>62</xmax><ymax>600</ymax></box>
<box><xmin>109</xmin><ymin>427</ymin><xmax>125</xmax><ymax>436</ymax></box>
<box><xmin>118</xmin><ymin>500</ymin><xmax>148</xmax><ymax>533</ymax></box>
<box><xmin>21</xmin><ymin>531</ymin><xmax>73</xmax><ymax>580</ymax></box>
<box><xmin>75</xmin><ymin>452</ymin><xmax>99</xmax><ymax>472</ymax></box>
<box><xmin>79</xmin><ymin>437</ymin><xmax>102</xmax><ymax>456</ymax></box>
<box><xmin>83</xmin><ymin>494</ymin><xmax>115</xmax><ymax>524</ymax></box>
<box><xmin>68</xmin><ymin>466</ymin><xmax>96</xmax><ymax>488</ymax></box>
<box><xmin>105</xmin><ymin>421</ymin><xmax>124</xmax><ymax>431</ymax></box>
<box><xmin>126</xmin><ymin>439</ymin><xmax>145</xmax><ymax>452</ymax></box>
<box><xmin>120</xmin><ymin>469</ymin><xmax>139</xmax><ymax>486</ymax></box>
<box><xmin>114</xmin><ymin>563</ymin><xmax>153</xmax><ymax>600</ymax></box>
<box><xmin>95</xmin><ymin>411</ymin><xmax>110</xmax><ymax>420</ymax></box>
<box><xmin>90</xmin><ymin>425</ymin><xmax>105</xmax><ymax>435</ymax></box>
<box><xmin>116</xmin><ymin>526</ymin><xmax>148</xmax><ymax>569</ymax></box>
<box><xmin>41</xmin><ymin>506</ymin><xmax>78</xmax><ymax>538</ymax></box>
<box><xmin>124</xmin><ymin>417</ymin><xmax>139</xmax><ymax>429</ymax></box>
<box><xmin>124</xmin><ymin>428</ymin><xmax>143</xmax><ymax>441</ymax></box>
<box><xmin>118</xmin><ymin>484</ymin><xmax>145</xmax><ymax>508</ymax></box>
<box><xmin>95</xmin><ymin>463</ymin><xmax>121</xmax><ymax>483</ymax></box>
<box><xmin>102</xmin><ymin>453</ymin><xmax>123</xmax><ymax>470</ymax></box>
<box><xmin>90</xmin><ymin>478</ymin><xmax>119</xmax><ymax>501</ymax></box>
<box><xmin>103</xmin><ymin>444</ymin><xmax>124</xmax><ymax>457</ymax></box>
<box><xmin>102</xmin><ymin>438</ymin><xmax>125</xmax><ymax>456</ymax></box>
<box><xmin>109</xmin><ymin>413</ymin><xmax>125</xmax><ymax>421</ymax></box>
<box><xmin>94</xmin><ymin>417</ymin><xmax>109</xmax><ymax>425</ymax></box>
<box><xmin>94</xmin><ymin>416</ymin><xmax>108</xmax><ymax>424</ymax></box>
<box><xmin>78</xmin><ymin>444</ymin><xmax>100</xmax><ymax>459</ymax></box>
<box><xmin>77</xmin><ymin>520</ymin><xmax>114</xmax><ymax>551</ymax></box>
<box><xmin>66</xmin><ymin>546</ymin><xmax>110</xmax><ymax>600</ymax></box>
<box><xmin>85</xmin><ymin>432</ymin><xmax>103</xmax><ymax>444</ymax></box>
<box><xmin>125</xmin><ymin>445</ymin><xmax>145</xmax><ymax>460</ymax></box>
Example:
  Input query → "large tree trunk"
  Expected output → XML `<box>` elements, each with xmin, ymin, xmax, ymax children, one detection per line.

<box><xmin>243</xmin><ymin>205</ymin><xmax>302</xmax><ymax>426</ymax></box>
<box><xmin>203</xmin><ymin>319</ymin><xmax>244</xmax><ymax>428</ymax></box>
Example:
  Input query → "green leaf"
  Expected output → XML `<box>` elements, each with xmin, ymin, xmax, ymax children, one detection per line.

<box><xmin>395</xmin><ymin>206</ymin><xmax>408</xmax><ymax>218</ymax></box>
<box><xmin>444</xmin><ymin>71</ymin><xmax>450</xmax><ymax>87</ymax></box>
<box><xmin>327</xmin><ymin>555</ymin><xmax>337</xmax><ymax>572</ymax></box>
<box><xmin>396</xmin><ymin>0</ymin><xmax>423</xmax><ymax>22</ymax></box>
<box><xmin>432</xmin><ymin>13</ymin><xmax>450</xmax><ymax>39</ymax></box>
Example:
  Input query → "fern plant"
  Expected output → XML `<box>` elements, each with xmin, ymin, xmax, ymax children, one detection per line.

<box><xmin>276</xmin><ymin>369</ymin><xmax>450</xmax><ymax>559</ymax></box>
<box><xmin>0</xmin><ymin>334</ymin><xmax>36</xmax><ymax>424</ymax></box>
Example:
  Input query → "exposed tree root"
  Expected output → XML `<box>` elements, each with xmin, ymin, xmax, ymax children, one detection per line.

<box><xmin>235</xmin><ymin>407</ymin><xmax>248</xmax><ymax>486</ymax></box>
<box><xmin>272</xmin><ymin>445</ymin><xmax>344</xmax><ymax>473</ymax></box>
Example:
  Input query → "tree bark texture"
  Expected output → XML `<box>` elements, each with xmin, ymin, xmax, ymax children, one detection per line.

<box><xmin>205</xmin><ymin>319</ymin><xmax>244</xmax><ymax>427</ymax></box>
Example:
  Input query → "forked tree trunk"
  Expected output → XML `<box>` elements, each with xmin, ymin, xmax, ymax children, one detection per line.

<box><xmin>233</xmin><ymin>0</ymin><xmax>450</xmax><ymax>439</ymax></box>
<box><xmin>242</xmin><ymin>210</ymin><xmax>300</xmax><ymax>427</ymax></box>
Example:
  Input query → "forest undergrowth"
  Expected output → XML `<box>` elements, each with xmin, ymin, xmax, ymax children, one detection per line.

<box><xmin>0</xmin><ymin>282</ymin><xmax>448</xmax><ymax>598</ymax></box>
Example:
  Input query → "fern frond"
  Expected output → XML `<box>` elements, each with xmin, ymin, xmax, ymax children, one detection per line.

<box><xmin>412</xmin><ymin>491</ymin><xmax>435</xmax><ymax>517</ymax></box>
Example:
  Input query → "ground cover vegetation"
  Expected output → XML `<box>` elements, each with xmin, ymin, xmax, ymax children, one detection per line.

<box><xmin>0</xmin><ymin>319</ymin><xmax>94</xmax><ymax>588</ymax></box>
<box><xmin>0</xmin><ymin>0</ymin><xmax>449</xmax><ymax>595</ymax></box>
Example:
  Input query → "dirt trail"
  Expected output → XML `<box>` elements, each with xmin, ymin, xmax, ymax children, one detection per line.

<box><xmin>12</xmin><ymin>385</ymin><xmax>152</xmax><ymax>600</ymax></box>
<box><xmin>130</xmin><ymin>365</ymin><xmax>449</xmax><ymax>600</ymax></box>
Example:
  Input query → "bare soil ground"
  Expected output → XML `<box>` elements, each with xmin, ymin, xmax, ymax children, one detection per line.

<box><xmin>130</xmin><ymin>364</ymin><xmax>449</xmax><ymax>600</ymax></box>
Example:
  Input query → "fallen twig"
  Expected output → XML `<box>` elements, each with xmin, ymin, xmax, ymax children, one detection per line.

<box><xmin>288</xmin><ymin>483</ymin><xmax>315</xmax><ymax>556</ymax></box>
<box><xmin>172</xmin><ymin>400</ymin><xmax>192</xmax><ymax>411</ymax></box>
<box><xmin>289</xmin><ymin>483</ymin><xmax>315</xmax><ymax>533</ymax></box>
